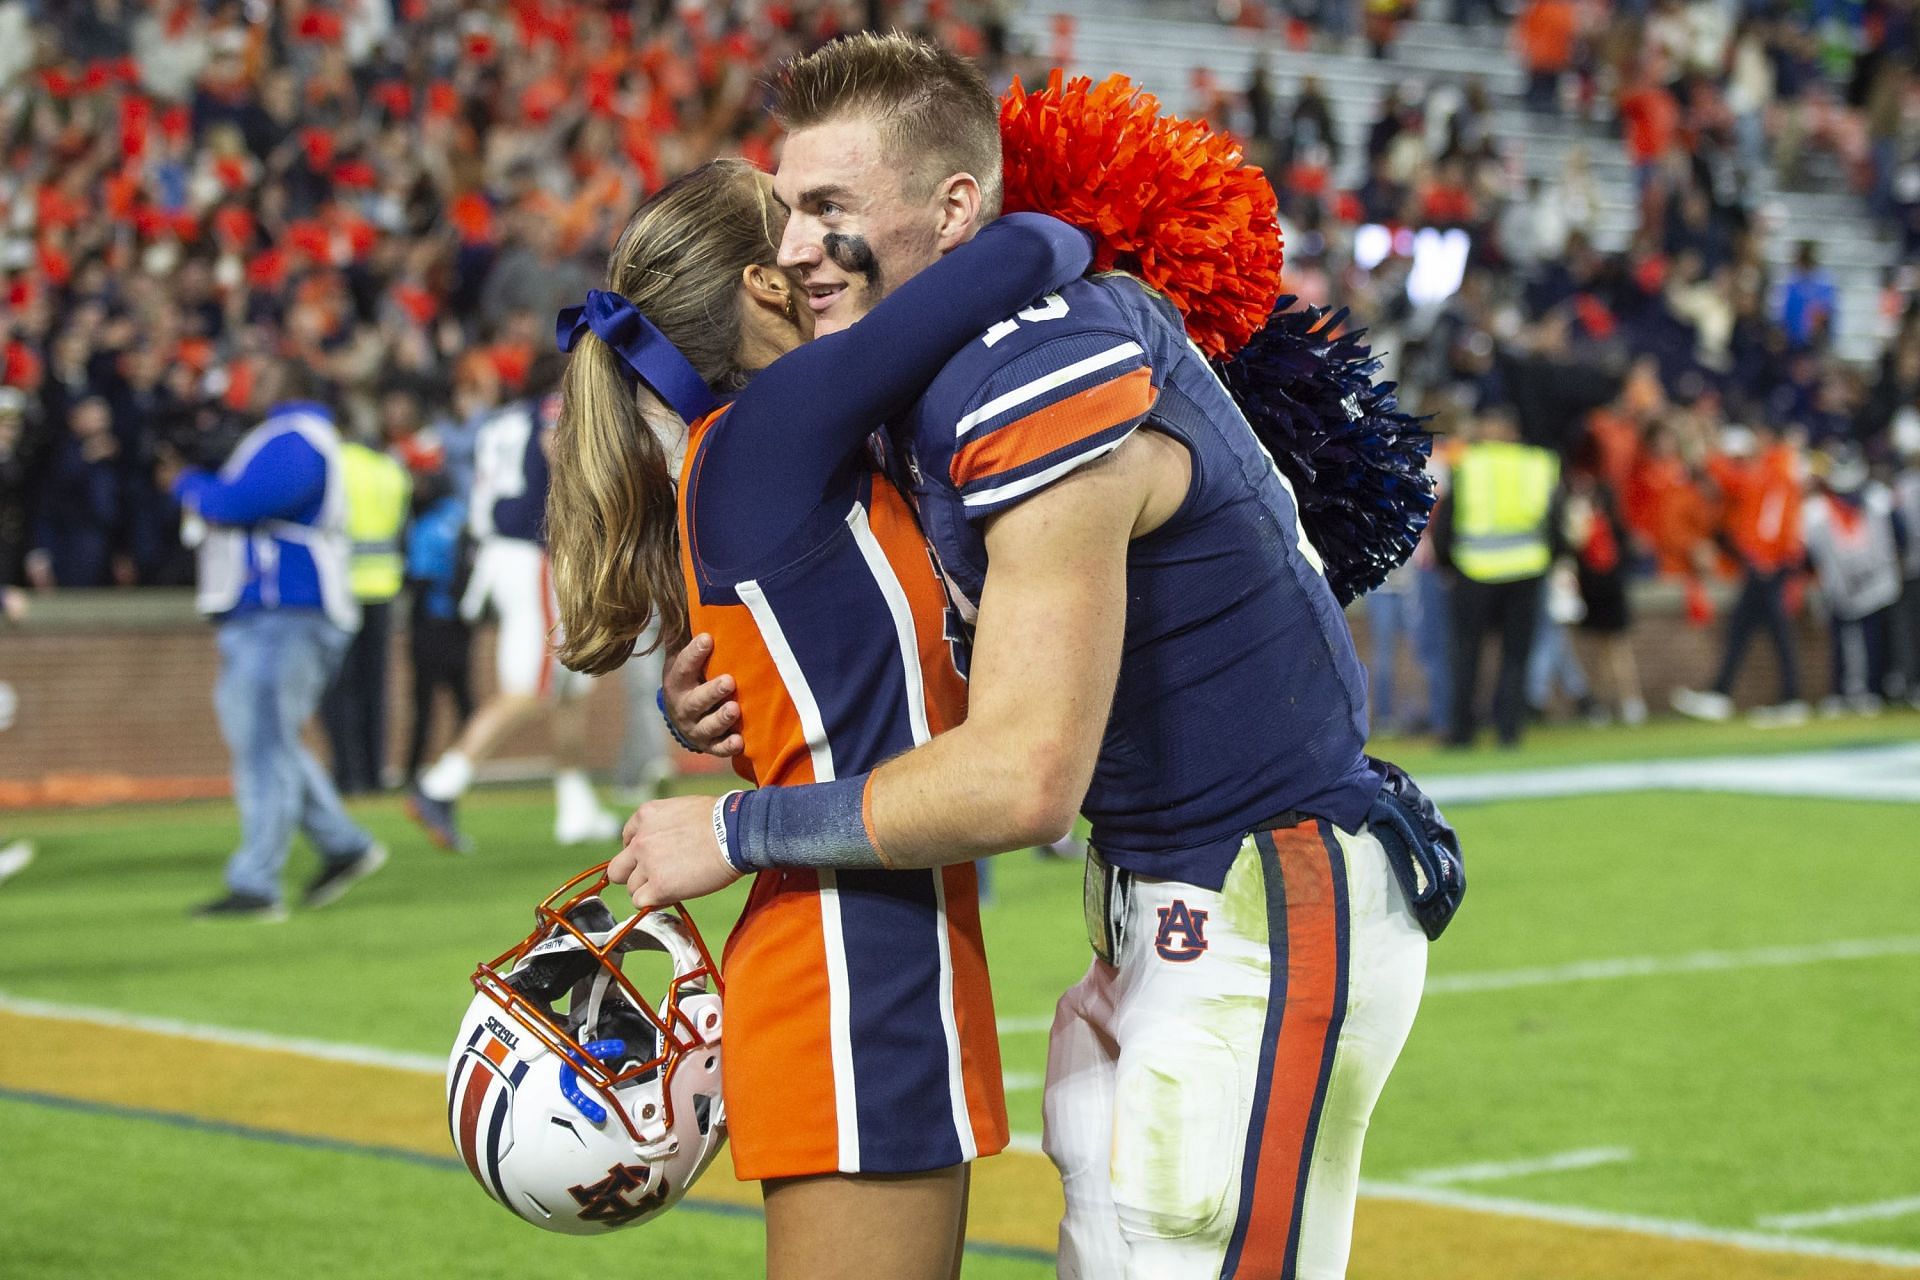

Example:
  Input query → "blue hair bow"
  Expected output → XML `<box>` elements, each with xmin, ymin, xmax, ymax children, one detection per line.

<box><xmin>556</xmin><ymin>289</ymin><xmax>717</xmax><ymax>425</ymax></box>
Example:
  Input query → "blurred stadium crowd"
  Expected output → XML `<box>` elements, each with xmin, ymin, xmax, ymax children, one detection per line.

<box><xmin>1</xmin><ymin>0</ymin><xmax>1917</xmax><ymax>748</ymax></box>
<box><xmin>0</xmin><ymin>0</ymin><xmax>1017</xmax><ymax>594</ymax></box>
<box><xmin>1190</xmin><ymin>0</ymin><xmax>1920</xmax><ymax>727</ymax></box>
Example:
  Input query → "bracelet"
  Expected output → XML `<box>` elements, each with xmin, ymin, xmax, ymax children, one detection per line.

<box><xmin>713</xmin><ymin>791</ymin><xmax>750</xmax><ymax>876</ymax></box>
<box><xmin>656</xmin><ymin>685</ymin><xmax>701</xmax><ymax>753</ymax></box>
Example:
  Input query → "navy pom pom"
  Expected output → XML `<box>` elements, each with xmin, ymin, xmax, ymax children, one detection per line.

<box><xmin>1212</xmin><ymin>298</ymin><xmax>1435</xmax><ymax>606</ymax></box>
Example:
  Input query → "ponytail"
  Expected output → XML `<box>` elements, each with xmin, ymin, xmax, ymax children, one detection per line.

<box><xmin>548</xmin><ymin>332</ymin><xmax>688</xmax><ymax>673</ymax></box>
<box><xmin>546</xmin><ymin>158</ymin><xmax>788</xmax><ymax>674</ymax></box>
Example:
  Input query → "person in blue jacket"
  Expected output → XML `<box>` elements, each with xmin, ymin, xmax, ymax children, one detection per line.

<box><xmin>401</xmin><ymin>471</ymin><xmax>474</xmax><ymax>781</ymax></box>
<box><xmin>169</xmin><ymin>361</ymin><xmax>387</xmax><ymax>921</ymax></box>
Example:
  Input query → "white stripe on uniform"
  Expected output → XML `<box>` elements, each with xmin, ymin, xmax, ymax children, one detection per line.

<box><xmin>953</xmin><ymin>342</ymin><xmax>1144</xmax><ymax>439</ymax></box>
<box><xmin>736</xmin><ymin>579</ymin><xmax>835</xmax><ymax>782</ymax></box>
<box><xmin>960</xmin><ymin>431</ymin><xmax>1135</xmax><ymax>509</ymax></box>
<box><xmin>735</xmin><ymin>578</ymin><xmax>861</xmax><ymax>1170</ymax></box>
<box><xmin>814</xmin><ymin>868</ymin><xmax>862</xmax><ymax>1172</ymax></box>
<box><xmin>845</xmin><ymin>500</ymin><xmax>976</xmax><ymax>1161</ymax></box>
<box><xmin>845</xmin><ymin>503</ymin><xmax>932</xmax><ymax>746</ymax></box>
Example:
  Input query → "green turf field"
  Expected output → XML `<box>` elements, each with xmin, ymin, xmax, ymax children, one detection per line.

<box><xmin>3</xmin><ymin>711</ymin><xmax>1917</xmax><ymax>1277</ymax></box>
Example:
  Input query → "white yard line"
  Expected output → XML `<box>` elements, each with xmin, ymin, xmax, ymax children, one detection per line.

<box><xmin>1357</xmin><ymin>1178</ymin><xmax>1920</xmax><ymax>1270</ymax></box>
<box><xmin>1427</xmin><ymin>936</ymin><xmax>1920</xmax><ymax>995</ymax></box>
<box><xmin>1761</xmin><ymin>1197</ymin><xmax>1920</xmax><ymax>1231</ymax></box>
<box><xmin>0</xmin><ymin>991</ymin><xmax>445</xmax><ymax>1074</ymax></box>
<box><xmin>1002</xmin><ymin>1071</ymin><xmax>1044</xmax><ymax>1093</ymax></box>
<box><xmin>997</xmin><ymin>1014</ymin><xmax>1053</xmax><ymax>1034</ymax></box>
<box><xmin>1419</xmin><ymin>742</ymin><xmax>1920</xmax><ymax>807</ymax></box>
<box><xmin>1403</xmin><ymin>1147</ymin><xmax>1633</xmax><ymax>1185</ymax></box>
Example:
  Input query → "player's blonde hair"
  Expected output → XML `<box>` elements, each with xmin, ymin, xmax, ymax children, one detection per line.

<box><xmin>547</xmin><ymin>159</ymin><xmax>787</xmax><ymax>675</ymax></box>
<box><xmin>772</xmin><ymin>31</ymin><xmax>1004</xmax><ymax>216</ymax></box>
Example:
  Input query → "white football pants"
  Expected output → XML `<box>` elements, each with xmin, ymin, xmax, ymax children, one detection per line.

<box><xmin>1043</xmin><ymin>818</ymin><xmax>1427</xmax><ymax>1279</ymax></box>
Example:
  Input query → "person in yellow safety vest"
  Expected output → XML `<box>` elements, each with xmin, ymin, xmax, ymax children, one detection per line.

<box><xmin>1433</xmin><ymin>407</ymin><xmax>1562</xmax><ymax>747</ymax></box>
<box><xmin>320</xmin><ymin>429</ymin><xmax>412</xmax><ymax>794</ymax></box>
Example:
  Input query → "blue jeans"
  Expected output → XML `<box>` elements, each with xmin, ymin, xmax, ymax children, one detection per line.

<box><xmin>214</xmin><ymin>610</ymin><xmax>371</xmax><ymax>901</ymax></box>
<box><xmin>1414</xmin><ymin>566</ymin><xmax>1453</xmax><ymax>731</ymax></box>
<box><xmin>1527</xmin><ymin>601</ymin><xmax>1589</xmax><ymax>708</ymax></box>
<box><xmin>1366</xmin><ymin>589</ymin><xmax>1417</xmax><ymax>730</ymax></box>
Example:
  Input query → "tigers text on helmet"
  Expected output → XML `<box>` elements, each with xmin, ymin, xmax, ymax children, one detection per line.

<box><xmin>448</xmin><ymin>865</ymin><xmax>725</xmax><ymax>1234</ymax></box>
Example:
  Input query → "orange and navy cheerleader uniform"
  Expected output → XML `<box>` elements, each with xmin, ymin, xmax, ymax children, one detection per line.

<box><xmin>671</xmin><ymin>214</ymin><xmax>1092</xmax><ymax>1179</ymax></box>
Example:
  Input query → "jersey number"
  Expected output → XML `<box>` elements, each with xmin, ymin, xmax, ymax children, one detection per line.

<box><xmin>981</xmin><ymin>294</ymin><xmax>1071</xmax><ymax>348</ymax></box>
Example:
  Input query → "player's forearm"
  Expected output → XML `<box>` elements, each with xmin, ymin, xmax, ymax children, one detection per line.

<box><xmin>870</xmin><ymin>718</ymin><xmax>1084</xmax><ymax>865</ymax></box>
<box><xmin>716</xmin><ymin>446</ymin><xmax>1143</xmax><ymax>878</ymax></box>
<box><xmin>716</xmin><ymin>719</ymin><xmax>1083</xmax><ymax>875</ymax></box>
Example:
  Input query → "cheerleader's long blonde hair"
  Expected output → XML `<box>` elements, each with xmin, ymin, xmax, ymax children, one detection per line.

<box><xmin>547</xmin><ymin>159</ymin><xmax>787</xmax><ymax>675</ymax></box>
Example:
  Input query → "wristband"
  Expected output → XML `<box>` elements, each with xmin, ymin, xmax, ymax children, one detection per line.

<box><xmin>725</xmin><ymin>775</ymin><xmax>891</xmax><ymax>873</ymax></box>
<box><xmin>656</xmin><ymin>685</ymin><xmax>701</xmax><ymax>753</ymax></box>
<box><xmin>713</xmin><ymin>791</ymin><xmax>750</xmax><ymax>876</ymax></box>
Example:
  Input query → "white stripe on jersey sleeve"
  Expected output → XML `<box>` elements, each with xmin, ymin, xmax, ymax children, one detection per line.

<box><xmin>958</xmin><ymin>429</ymin><xmax>1137</xmax><ymax>510</ymax></box>
<box><xmin>953</xmin><ymin>341</ymin><xmax>1144</xmax><ymax>439</ymax></box>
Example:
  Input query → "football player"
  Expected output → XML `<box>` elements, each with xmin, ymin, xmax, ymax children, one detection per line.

<box><xmin>408</xmin><ymin>358</ymin><xmax>622</xmax><ymax>852</ymax></box>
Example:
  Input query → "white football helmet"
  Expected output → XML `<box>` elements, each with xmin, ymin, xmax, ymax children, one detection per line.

<box><xmin>448</xmin><ymin>865</ymin><xmax>725</xmax><ymax>1234</ymax></box>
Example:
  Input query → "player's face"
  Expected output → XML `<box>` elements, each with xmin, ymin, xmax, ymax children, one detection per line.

<box><xmin>773</xmin><ymin>115</ymin><xmax>945</xmax><ymax>337</ymax></box>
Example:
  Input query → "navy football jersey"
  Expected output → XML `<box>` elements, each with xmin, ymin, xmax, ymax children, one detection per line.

<box><xmin>470</xmin><ymin>394</ymin><xmax>554</xmax><ymax>545</ymax></box>
<box><xmin>891</xmin><ymin>274</ymin><xmax>1383</xmax><ymax>889</ymax></box>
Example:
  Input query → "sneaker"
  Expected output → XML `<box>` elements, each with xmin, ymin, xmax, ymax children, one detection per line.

<box><xmin>191</xmin><ymin>891</ymin><xmax>288</xmax><ymax>923</ymax></box>
<box><xmin>1749</xmin><ymin>699</ymin><xmax>1811</xmax><ymax>728</ymax></box>
<box><xmin>0</xmin><ymin>839</ymin><xmax>32</xmax><ymax>886</ymax></box>
<box><xmin>1849</xmin><ymin>693</ymin><xmax>1885</xmax><ymax>717</ymax></box>
<box><xmin>556</xmin><ymin>807</ymin><xmax>624</xmax><ymax>847</ymax></box>
<box><xmin>1670</xmin><ymin>688</ymin><xmax>1733</xmax><ymax>722</ymax></box>
<box><xmin>302</xmin><ymin>842</ymin><xmax>389</xmax><ymax>910</ymax></box>
<box><xmin>1816</xmin><ymin>695</ymin><xmax>1848</xmax><ymax>719</ymax></box>
<box><xmin>407</xmin><ymin>785</ymin><xmax>470</xmax><ymax>854</ymax></box>
<box><xmin>1620</xmin><ymin>696</ymin><xmax>1648</xmax><ymax>727</ymax></box>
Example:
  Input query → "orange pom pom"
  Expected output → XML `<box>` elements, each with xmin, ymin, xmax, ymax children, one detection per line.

<box><xmin>999</xmin><ymin>71</ymin><xmax>1284</xmax><ymax>360</ymax></box>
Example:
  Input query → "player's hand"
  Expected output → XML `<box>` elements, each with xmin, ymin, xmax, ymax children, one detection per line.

<box><xmin>611</xmin><ymin>795</ymin><xmax>741</xmax><ymax>911</ymax></box>
<box><xmin>663</xmin><ymin>634</ymin><xmax>743</xmax><ymax>757</ymax></box>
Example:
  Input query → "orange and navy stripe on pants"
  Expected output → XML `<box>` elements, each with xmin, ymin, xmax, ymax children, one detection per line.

<box><xmin>1219</xmin><ymin>818</ymin><xmax>1352</xmax><ymax>1278</ymax></box>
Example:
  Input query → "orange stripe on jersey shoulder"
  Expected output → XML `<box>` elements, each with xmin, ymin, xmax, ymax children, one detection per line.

<box><xmin>949</xmin><ymin>366</ymin><xmax>1155</xmax><ymax>489</ymax></box>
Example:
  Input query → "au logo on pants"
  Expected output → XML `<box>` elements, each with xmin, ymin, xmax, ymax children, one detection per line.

<box><xmin>1153</xmin><ymin>900</ymin><xmax>1210</xmax><ymax>961</ymax></box>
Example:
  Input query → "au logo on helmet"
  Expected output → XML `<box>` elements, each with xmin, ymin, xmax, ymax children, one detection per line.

<box><xmin>569</xmin><ymin>1162</ymin><xmax>674</xmax><ymax>1226</ymax></box>
<box><xmin>447</xmin><ymin>864</ymin><xmax>726</xmax><ymax>1234</ymax></box>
